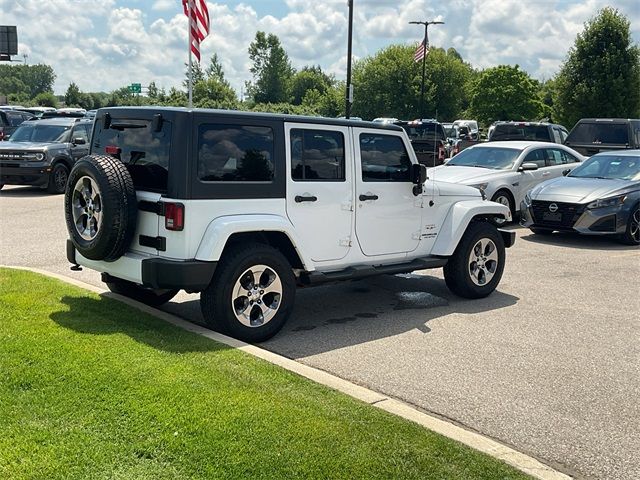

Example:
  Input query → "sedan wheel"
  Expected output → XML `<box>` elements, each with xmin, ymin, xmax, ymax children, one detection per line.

<box><xmin>621</xmin><ymin>206</ymin><xmax>640</xmax><ymax>245</ymax></box>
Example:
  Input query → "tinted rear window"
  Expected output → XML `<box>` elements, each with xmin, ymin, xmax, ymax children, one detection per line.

<box><xmin>401</xmin><ymin>123</ymin><xmax>446</xmax><ymax>142</ymax></box>
<box><xmin>491</xmin><ymin>124</ymin><xmax>550</xmax><ymax>141</ymax></box>
<box><xmin>93</xmin><ymin>119</ymin><xmax>172</xmax><ymax>193</ymax></box>
<box><xmin>566</xmin><ymin>122</ymin><xmax>630</xmax><ymax>144</ymax></box>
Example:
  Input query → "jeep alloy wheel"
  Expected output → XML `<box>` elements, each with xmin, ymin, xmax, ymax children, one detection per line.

<box><xmin>200</xmin><ymin>243</ymin><xmax>295</xmax><ymax>343</ymax></box>
<box><xmin>468</xmin><ymin>238</ymin><xmax>499</xmax><ymax>286</ymax></box>
<box><xmin>232</xmin><ymin>264</ymin><xmax>282</xmax><ymax>327</ymax></box>
<box><xmin>71</xmin><ymin>176</ymin><xmax>103</xmax><ymax>241</ymax></box>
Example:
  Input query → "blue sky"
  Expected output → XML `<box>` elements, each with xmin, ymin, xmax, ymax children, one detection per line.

<box><xmin>1</xmin><ymin>0</ymin><xmax>638</xmax><ymax>96</ymax></box>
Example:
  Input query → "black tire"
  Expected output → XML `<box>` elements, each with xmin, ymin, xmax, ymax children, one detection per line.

<box><xmin>0</xmin><ymin>184</ymin><xmax>4</xmax><ymax>190</ymax></box>
<box><xmin>47</xmin><ymin>163</ymin><xmax>69</xmax><ymax>194</ymax></box>
<box><xmin>491</xmin><ymin>189</ymin><xmax>515</xmax><ymax>224</ymax></box>
<box><xmin>443</xmin><ymin>221</ymin><xmax>506</xmax><ymax>299</ymax></box>
<box><xmin>620</xmin><ymin>204</ymin><xmax>640</xmax><ymax>245</ymax></box>
<box><xmin>64</xmin><ymin>154</ymin><xmax>137</xmax><ymax>262</ymax></box>
<box><xmin>105</xmin><ymin>278</ymin><xmax>178</xmax><ymax>307</ymax></box>
<box><xmin>200</xmin><ymin>243</ymin><xmax>296</xmax><ymax>342</ymax></box>
<box><xmin>530</xmin><ymin>227</ymin><xmax>554</xmax><ymax>235</ymax></box>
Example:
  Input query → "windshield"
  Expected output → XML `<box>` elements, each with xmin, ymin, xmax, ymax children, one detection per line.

<box><xmin>446</xmin><ymin>146</ymin><xmax>522</xmax><ymax>169</ymax></box>
<box><xmin>401</xmin><ymin>123</ymin><xmax>446</xmax><ymax>142</ymax></box>
<box><xmin>491</xmin><ymin>124</ymin><xmax>550</xmax><ymax>141</ymax></box>
<box><xmin>569</xmin><ymin>155</ymin><xmax>640</xmax><ymax>180</ymax></box>
<box><xmin>566</xmin><ymin>122</ymin><xmax>630</xmax><ymax>144</ymax></box>
<box><xmin>9</xmin><ymin>124</ymin><xmax>71</xmax><ymax>143</ymax></box>
<box><xmin>443</xmin><ymin>125</ymin><xmax>458</xmax><ymax>138</ymax></box>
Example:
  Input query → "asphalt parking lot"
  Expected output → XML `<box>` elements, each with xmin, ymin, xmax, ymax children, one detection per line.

<box><xmin>1</xmin><ymin>185</ymin><xmax>638</xmax><ymax>480</ymax></box>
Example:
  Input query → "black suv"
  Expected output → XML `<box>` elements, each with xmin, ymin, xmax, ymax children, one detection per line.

<box><xmin>0</xmin><ymin>117</ymin><xmax>92</xmax><ymax>193</ymax></box>
<box><xmin>488</xmin><ymin>121</ymin><xmax>569</xmax><ymax>143</ymax></box>
<box><xmin>0</xmin><ymin>109</ymin><xmax>35</xmax><ymax>141</ymax></box>
<box><xmin>395</xmin><ymin>119</ymin><xmax>447</xmax><ymax>166</ymax></box>
<box><xmin>563</xmin><ymin>118</ymin><xmax>640</xmax><ymax>157</ymax></box>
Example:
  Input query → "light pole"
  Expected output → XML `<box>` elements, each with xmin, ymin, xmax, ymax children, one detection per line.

<box><xmin>409</xmin><ymin>20</ymin><xmax>444</xmax><ymax>119</ymax></box>
<box><xmin>345</xmin><ymin>0</ymin><xmax>354</xmax><ymax>118</ymax></box>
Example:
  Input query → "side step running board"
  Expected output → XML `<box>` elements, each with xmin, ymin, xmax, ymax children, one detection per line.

<box><xmin>300</xmin><ymin>257</ymin><xmax>448</xmax><ymax>286</ymax></box>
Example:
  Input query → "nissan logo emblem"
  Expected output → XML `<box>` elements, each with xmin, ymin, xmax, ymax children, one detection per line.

<box><xmin>549</xmin><ymin>203</ymin><xmax>559</xmax><ymax>213</ymax></box>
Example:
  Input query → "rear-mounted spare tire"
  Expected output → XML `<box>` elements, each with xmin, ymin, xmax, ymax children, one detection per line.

<box><xmin>64</xmin><ymin>154</ymin><xmax>137</xmax><ymax>262</ymax></box>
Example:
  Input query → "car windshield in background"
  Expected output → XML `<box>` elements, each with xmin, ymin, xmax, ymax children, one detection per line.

<box><xmin>491</xmin><ymin>125</ymin><xmax>549</xmax><ymax>141</ymax></box>
<box><xmin>443</xmin><ymin>125</ymin><xmax>458</xmax><ymax>137</ymax></box>
<box><xmin>446</xmin><ymin>146</ymin><xmax>522</xmax><ymax>169</ymax></box>
<box><xmin>401</xmin><ymin>124</ymin><xmax>446</xmax><ymax>142</ymax></box>
<box><xmin>569</xmin><ymin>155</ymin><xmax>640</xmax><ymax>180</ymax></box>
<box><xmin>9</xmin><ymin>124</ymin><xmax>71</xmax><ymax>143</ymax></box>
<box><xmin>565</xmin><ymin>123</ymin><xmax>630</xmax><ymax>144</ymax></box>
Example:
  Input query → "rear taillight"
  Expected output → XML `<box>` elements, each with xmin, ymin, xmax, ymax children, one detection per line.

<box><xmin>105</xmin><ymin>145</ymin><xmax>121</xmax><ymax>155</ymax></box>
<box><xmin>164</xmin><ymin>202</ymin><xmax>184</xmax><ymax>231</ymax></box>
<box><xmin>0</xmin><ymin>128</ymin><xmax>4</xmax><ymax>141</ymax></box>
<box><xmin>452</xmin><ymin>144</ymin><xmax>459</xmax><ymax>156</ymax></box>
<box><xmin>438</xmin><ymin>145</ymin><xmax>445</xmax><ymax>160</ymax></box>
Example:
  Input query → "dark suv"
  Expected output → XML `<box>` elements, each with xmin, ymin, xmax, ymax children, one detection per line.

<box><xmin>0</xmin><ymin>117</ymin><xmax>92</xmax><ymax>193</ymax></box>
<box><xmin>0</xmin><ymin>109</ymin><xmax>35</xmax><ymax>141</ymax></box>
<box><xmin>488</xmin><ymin>121</ymin><xmax>569</xmax><ymax>143</ymax></box>
<box><xmin>396</xmin><ymin>119</ymin><xmax>447</xmax><ymax>166</ymax></box>
<box><xmin>563</xmin><ymin>118</ymin><xmax>640</xmax><ymax>157</ymax></box>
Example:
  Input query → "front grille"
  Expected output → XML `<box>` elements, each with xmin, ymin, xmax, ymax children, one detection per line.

<box><xmin>531</xmin><ymin>200</ymin><xmax>586</xmax><ymax>229</ymax></box>
<box><xmin>0</xmin><ymin>152</ymin><xmax>28</xmax><ymax>161</ymax></box>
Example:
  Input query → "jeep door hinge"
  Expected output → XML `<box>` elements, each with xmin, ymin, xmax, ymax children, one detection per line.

<box><xmin>341</xmin><ymin>200</ymin><xmax>353</xmax><ymax>211</ymax></box>
<box><xmin>339</xmin><ymin>237</ymin><xmax>352</xmax><ymax>247</ymax></box>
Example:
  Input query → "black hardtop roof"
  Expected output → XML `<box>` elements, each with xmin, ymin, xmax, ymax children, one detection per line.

<box><xmin>23</xmin><ymin>117</ymin><xmax>92</xmax><ymax>126</ymax></box>
<box><xmin>96</xmin><ymin>106</ymin><xmax>403</xmax><ymax>131</ymax></box>
<box><xmin>575</xmin><ymin>118</ymin><xmax>640</xmax><ymax>123</ymax></box>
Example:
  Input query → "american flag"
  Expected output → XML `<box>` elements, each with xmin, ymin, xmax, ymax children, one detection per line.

<box><xmin>183</xmin><ymin>0</ymin><xmax>210</xmax><ymax>62</ymax></box>
<box><xmin>414</xmin><ymin>40</ymin><xmax>429</xmax><ymax>63</ymax></box>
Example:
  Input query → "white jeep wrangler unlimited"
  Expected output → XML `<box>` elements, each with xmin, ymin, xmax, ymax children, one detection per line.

<box><xmin>65</xmin><ymin>107</ymin><xmax>514</xmax><ymax>342</ymax></box>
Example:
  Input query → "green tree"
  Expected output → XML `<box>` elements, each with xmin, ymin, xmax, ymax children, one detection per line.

<box><xmin>290</xmin><ymin>66</ymin><xmax>333</xmax><ymax>105</ymax></box>
<box><xmin>183</xmin><ymin>61</ymin><xmax>205</xmax><ymax>89</ymax></box>
<box><xmin>193</xmin><ymin>77</ymin><xmax>237</xmax><ymax>109</ymax></box>
<box><xmin>64</xmin><ymin>82</ymin><xmax>83</xmax><ymax>107</ymax></box>
<box><xmin>205</xmin><ymin>53</ymin><xmax>226</xmax><ymax>82</ymax></box>
<box><xmin>0</xmin><ymin>64</ymin><xmax>55</xmax><ymax>99</ymax></box>
<box><xmin>148</xmin><ymin>81</ymin><xmax>159</xmax><ymax>100</ymax></box>
<box><xmin>33</xmin><ymin>92</ymin><xmax>58</xmax><ymax>108</ymax></box>
<box><xmin>247</xmin><ymin>31</ymin><xmax>294</xmax><ymax>104</ymax></box>
<box><xmin>554</xmin><ymin>7</ymin><xmax>640</xmax><ymax>126</ymax></box>
<box><xmin>469</xmin><ymin>65</ymin><xmax>543</xmax><ymax>124</ymax></box>
<box><xmin>350</xmin><ymin>44</ymin><xmax>473</xmax><ymax>121</ymax></box>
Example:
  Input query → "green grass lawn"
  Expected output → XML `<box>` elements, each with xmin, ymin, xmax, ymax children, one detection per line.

<box><xmin>0</xmin><ymin>268</ymin><xmax>530</xmax><ymax>480</ymax></box>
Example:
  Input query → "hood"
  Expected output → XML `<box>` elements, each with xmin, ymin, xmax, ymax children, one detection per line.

<box><xmin>427</xmin><ymin>165</ymin><xmax>509</xmax><ymax>184</ymax></box>
<box><xmin>431</xmin><ymin>180</ymin><xmax>482</xmax><ymax>197</ymax></box>
<box><xmin>0</xmin><ymin>141</ymin><xmax>60</xmax><ymax>151</ymax></box>
<box><xmin>530</xmin><ymin>176</ymin><xmax>639</xmax><ymax>203</ymax></box>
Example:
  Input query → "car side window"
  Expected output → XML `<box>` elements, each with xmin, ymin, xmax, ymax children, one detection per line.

<box><xmin>291</xmin><ymin>129</ymin><xmax>345</xmax><ymax>181</ymax></box>
<box><xmin>360</xmin><ymin>133</ymin><xmax>411</xmax><ymax>182</ymax></box>
<box><xmin>551</xmin><ymin>128</ymin><xmax>562</xmax><ymax>144</ymax></box>
<box><xmin>198</xmin><ymin>124</ymin><xmax>274</xmax><ymax>182</ymax></box>
<box><xmin>545</xmin><ymin>148</ymin><xmax>565</xmax><ymax>166</ymax></box>
<box><xmin>523</xmin><ymin>149</ymin><xmax>546</xmax><ymax>168</ymax></box>
<box><xmin>71</xmin><ymin>124</ymin><xmax>89</xmax><ymax>143</ymax></box>
<box><xmin>7</xmin><ymin>112</ymin><xmax>24</xmax><ymax>126</ymax></box>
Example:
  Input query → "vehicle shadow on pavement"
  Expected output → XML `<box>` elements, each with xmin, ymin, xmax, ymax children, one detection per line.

<box><xmin>262</xmin><ymin>274</ymin><xmax>520</xmax><ymax>357</ymax></box>
<box><xmin>50</xmin><ymin>294</ymin><xmax>228</xmax><ymax>354</ymax></box>
<box><xmin>0</xmin><ymin>186</ymin><xmax>52</xmax><ymax>198</ymax></box>
<box><xmin>520</xmin><ymin>231</ymin><xmax>639</xmax><ymax>251</ymax></box>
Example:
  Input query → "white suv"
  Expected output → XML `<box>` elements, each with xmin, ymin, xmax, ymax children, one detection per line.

<box><xmin>64</xmin><ymin>107</ymin><xmax>514</xmax><ymax>342</ymax></box>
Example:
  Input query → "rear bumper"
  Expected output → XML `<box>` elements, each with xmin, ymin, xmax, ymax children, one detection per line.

<box><xmin>67</xmin><ymin>240</ymin><xmax>216</xmax><ymax>292</ymax></box>
<box><xmin>0</xmin><ymin>165</ymin><xmax>50</xmax><ymax>186</ymax></box>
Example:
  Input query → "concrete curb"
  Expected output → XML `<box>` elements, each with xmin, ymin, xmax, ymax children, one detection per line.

<box><xmin>5</xmin><ymin>265</ymin><xmax>571</xmax><ymax>480</ymax></box>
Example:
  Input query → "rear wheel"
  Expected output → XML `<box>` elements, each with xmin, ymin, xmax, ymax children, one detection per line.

<box><xmin>530</xmin><ymin>227</ymin><xmax>554</xmax><ymax>235</ymax></box>
<box><xmin>620</xmin><ymin>205</ymin><xmax>640</xmax><ymax>245</ymax></box>
<box><xmin>200</xmin><ymin>243</ymin><xmax>295</xmax><ymax>342</ymax></box>
<box><xmin>444</xmin><ymin>222</ymin><xmax>505</xmax><ymax>299</ymax></box>
<box><xmin>47</xmin><ymin>163</ymin><xmax>69</xmax><ymax>194</ymax></box>
<box><xmin>105</xmin><ymin>278</ymin><xmax>178</xmax><ymax>307</ymax></box>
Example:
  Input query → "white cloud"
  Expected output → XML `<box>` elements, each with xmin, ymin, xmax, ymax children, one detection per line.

<box><xmin>0</xmin><ymin>0</ymin><xmax>637</xmax><ymax>97</ymax></box>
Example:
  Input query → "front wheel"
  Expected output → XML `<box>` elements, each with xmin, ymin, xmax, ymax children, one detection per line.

<box><xmin>47</xmin><ymin>163</ymin><xmax>69</xmax><ymax>194</ymax></box>
<box><xmin>620</xmin><ymin>205</ymin><xmax>640</xmax><ymax>245</ymax></box>
<box><xmin>491</xmin><ymin>190</ymin><xmax>514</xmax><ymax>225</ymax></box>
<box><xmin>444</xmin><ymin>222</ymin><xmax>506</xmax><ymax>299</ymax></box>
<box><xmin>105</xmin><ymin>278</ymin><xmax>178</xmax><ymax>307</ymax></box>
<box><xmin>200</xmin><ymin>243</ymin><xmax>296</xmax><ymax>342</ymax></box>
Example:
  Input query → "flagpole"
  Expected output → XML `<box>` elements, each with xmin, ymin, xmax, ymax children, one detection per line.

<box><xmin>187</xmin><ymin>0</ymin><xmax>193</xmax><ymax>108</ymax></box>
<box><xmin>409</xmin><ymin>20</ymin><xmax>444</xmax><ymax>119</ymax></box>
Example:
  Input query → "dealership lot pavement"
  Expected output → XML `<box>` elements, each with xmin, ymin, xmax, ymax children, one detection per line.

<box><xmin>1</xmin><ymin>185</ymin><xmax>638</xmax><ymax>480</ymax></box>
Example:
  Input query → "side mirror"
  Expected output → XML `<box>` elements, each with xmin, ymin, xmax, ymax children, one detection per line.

<box><xmin>562</xmin><ymin>169</ymin><xmax>571</xmax><ymax>176</ymax></box>
<box><xmin>411</xmin><ymin>163</ymin><xmax>427</xmax><ymax>184</ymax></box>
<box><xmin>518</xmin><ymin>162</ymin><xmax>539</xmax><ymax>171</ymax></box>
<box><xmin>73</xmin><ymin>137</ymin><xmax>86</xmax><ymax>145</ymax></box>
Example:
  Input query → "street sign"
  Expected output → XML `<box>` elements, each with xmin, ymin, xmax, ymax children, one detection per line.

<box><xmin>128</xmin><ymin>83</ymin><xmax>142</xmax><ymax>93</ymax></box>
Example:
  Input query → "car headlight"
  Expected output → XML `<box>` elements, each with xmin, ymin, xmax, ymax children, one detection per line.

<box><xmin>469</xmin><ymin>182</ymin><xmax>488</xmax><ymax>192</ymax></box>
<box><xmin>586</xmin><ymin>195</ymin><xmax>626</xmax><ymax>209</ymax></box>
<box><xmin>24</xmin><ymin>152</ymin><xmax>45</xmax><ymax>161</ymax></box>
